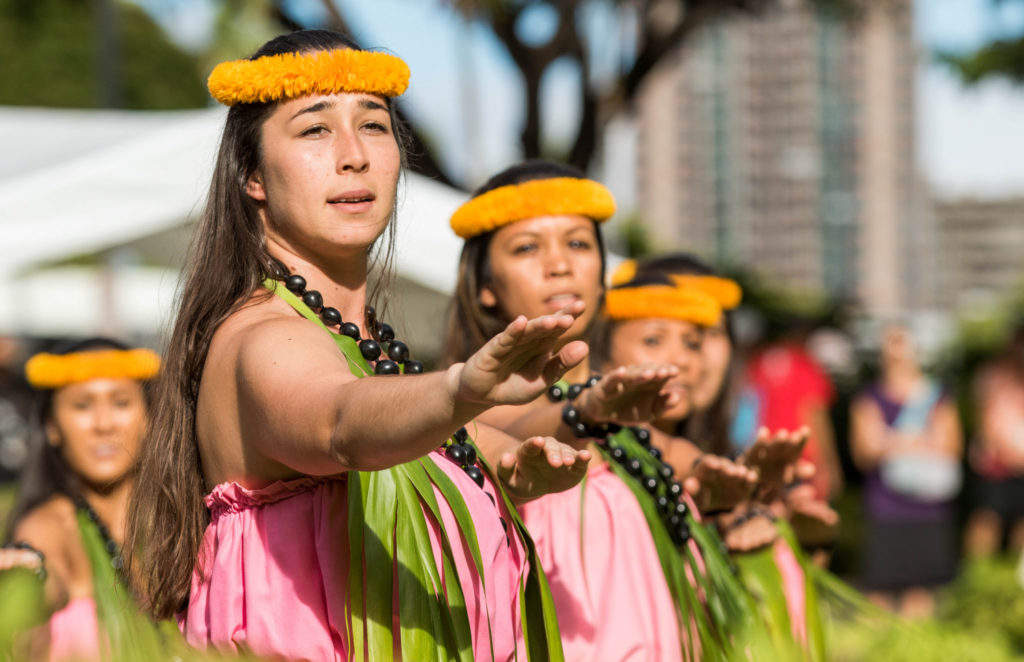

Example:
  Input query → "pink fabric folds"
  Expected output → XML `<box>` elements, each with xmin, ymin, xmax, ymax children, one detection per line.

<box><xmin>182</xmin><ymin>450</ymin><xmax>526</xmax><ymax>662</ymax></box>
<box><xmin>519</xmin><ymin>463</ymin><xmax>683</xmax><ymax>662</ymax></box>
<box><xmin>48</xmin><ymin>597</ymin><xmax>100</xmax><ymax>662</ymax></box>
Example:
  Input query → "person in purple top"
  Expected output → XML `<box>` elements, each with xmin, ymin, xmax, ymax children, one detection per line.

<box><xmin>850</xmin><ymin>322</ymin><xmax>963</xmax><ymax>618</ymax></box>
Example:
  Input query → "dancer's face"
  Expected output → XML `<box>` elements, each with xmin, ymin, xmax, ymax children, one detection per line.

<box><xmin>248</xmin><ymin>92</ymin><xmax>401</xmax><ymax>262</ymax></box>
<box><xmin>481</xmin><ymin>215</ymin><xmax>603</xmax><ymax>342</ymax></box>
<box><xmin>608</xmin><ymin>318</ymin><xmax>704</xmax><ymax>422</ymax></box>
<box><xmin>693</xmin><ymin>318</ymin><xmax>731</xmax><ymax>411</ymax></box>
<box><xmin>46</xmin><ymin>378</ymin><xmax>147</xmax><ymax>489</ymax></box>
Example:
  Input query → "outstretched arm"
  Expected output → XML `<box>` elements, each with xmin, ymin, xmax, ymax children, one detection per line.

<box><xmin>231</xmin><ymin>311</ymin><xmax>587</xmax><ymax>476</ymax></box>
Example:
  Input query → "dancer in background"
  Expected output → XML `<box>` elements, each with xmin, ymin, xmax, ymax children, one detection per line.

<box><xmin>444</xmin><ymin>161</ymin><xmax>769</xmax><ymax>660</ymax></box>
<box><xmin>851</xmin><ymin>322</ymin><xmax>962</xmax><ymax>618</ymax></box>
<box><xmin>2</xmin><ymin>338</ymin><xmax>158</xmax><ymax>661</ymax></box>
<box><xmin>618</xmin><ymin>254</ymin><xmax>839</xmax><ymax>555</ymax></box>
<box><xmin>127</xmin><ymin>31</ymin><xmax>588</xmax><ymax>661</ymax></box>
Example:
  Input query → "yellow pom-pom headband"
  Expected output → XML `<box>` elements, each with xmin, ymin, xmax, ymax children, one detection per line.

<box><xmin>450</xmin><ymin>177</ymin><xmax>616</xmax><ymax>239</ymax></box>
<box><xmin>609</xmin><ymin>260</ymin><xmax>741</xmax><ymax>310</ymax></box>
<box><xmin>609</xmin><ymin>259</ymin><xmax>637</xmax><ymax>287</ymax></box>
<box><xmin>25</xmin><ymin>349</ymin><xmax>161</xmax><ymax>390</ymax></box>
<box><xmin>604</xmin><ymin>285</ymin><xmax>722</xmax><ymax>327</ymax></box>
<box><xmin>671</xmin><ymin>275</ymin><xmax>742</xmax><ymax>310</ymax></box>
<box><xmin>207</xmin><ymin>48</ymin><xmax>410</xmax><ymax>106</ymax></box>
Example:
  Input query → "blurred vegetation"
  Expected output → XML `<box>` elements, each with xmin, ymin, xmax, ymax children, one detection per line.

<box><xmin>0</xmin><ymin>0</ymin><xmax>207</xmax><ymax>109</ymax></box>
<box><xmin>941</xmin><ymin>0</ymin><xmax>1024</xmax><ymax>86</ymax></box>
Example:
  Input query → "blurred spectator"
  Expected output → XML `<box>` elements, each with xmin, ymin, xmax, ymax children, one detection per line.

<box><xmin>850</xmin><ymin>323</ymin><xmax>963</xmax><ymax>618</ymax></box>
<box><xmin>741</xmin><ymin>326</ymin><xmax>843</xmax><ymax>501</ymax></box>
<box><xmin>966</xmin><ymin>321</ymin><xmax>1024</xmax><ymax>557</ymax></box>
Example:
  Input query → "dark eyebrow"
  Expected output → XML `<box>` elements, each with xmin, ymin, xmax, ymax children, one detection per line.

<box><xmin>359</xmin><ymin>98</ymin><xmax>388</xmax><ymax>112</ymax></box>
<box><xmin>290</xmin><ymin>100</ymin><xmax>334</xmax><ymax>120</ymax></box>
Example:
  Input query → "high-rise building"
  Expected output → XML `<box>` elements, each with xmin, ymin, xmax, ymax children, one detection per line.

<box><xmin>934</xmin><ymin>197</ymin><xmax>1024</xmax><ymax>311</ymax></box>
<box><xmin>634</xmin><ymin>0</ymin><xmax>928</xmax><ymax>316</ymax></box>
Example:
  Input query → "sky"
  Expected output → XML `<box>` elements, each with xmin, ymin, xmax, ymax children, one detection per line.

<box><xmin>136</xmin><ymin>0</ymin><xmax>1024</xmax><ymax>199</ymax></box>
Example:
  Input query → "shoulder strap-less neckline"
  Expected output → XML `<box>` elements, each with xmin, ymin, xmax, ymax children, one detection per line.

<box><xmin>263</xmin><ymin>278</ymin><xmax>370</xmax><ymax>377</ymax></box>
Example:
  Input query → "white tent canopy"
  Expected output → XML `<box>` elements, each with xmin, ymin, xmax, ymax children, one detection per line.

<box><xmin>0</xmin><ymin>106</ymin><xmax>470</xmax><ymax>341</ymax></box>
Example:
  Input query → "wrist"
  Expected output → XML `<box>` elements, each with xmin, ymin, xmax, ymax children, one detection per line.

<box><xmin>447</xmin><ymin>363</ymin><xmax>488</xmax><ymax>420</ymax></box>
<box><xmin>575</xmin><ymin>387</ymin><xmax>609</xmax><ymax>425</ymax></box>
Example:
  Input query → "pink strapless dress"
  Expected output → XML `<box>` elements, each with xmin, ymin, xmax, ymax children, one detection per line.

<box><xmin>520</xmin><ymin>463</ymin><xmax>683</xmax><ymax>662</ymax></box>
<box><xmin>48</xmin><ymin>597</ymin><xmax>100</xmax><ymax>662</ymax></box>
<box><xmin>182</xmin><ymin>450</ymin><xmax>527</xmax><ymax>662</ymax></box>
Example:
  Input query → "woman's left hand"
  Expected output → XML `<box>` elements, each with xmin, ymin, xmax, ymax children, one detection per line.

<box><xmin>576</xmin><ymin>364</ymin><xmax>681</xmax><ymax>425</ymax></box>
<box><xmin>497</xmin><ymin>436</ymin><xmax>592</xmax><ymax>502</ymax></box>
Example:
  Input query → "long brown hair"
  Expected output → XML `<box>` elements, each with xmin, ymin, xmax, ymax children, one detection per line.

<box><xmin>441</xmin><ymin>160</ymin><xmax>607</xmax><ymax>365</ymax></box>
<box><xmin>125</xmin><ymin>29</ymin><xmax>408</xmax><ymax>619</ymax></box>
<box><xmin>5</xmin><ymin>337</ymin><xmax>150</xmax><ymax>541</ymax></box>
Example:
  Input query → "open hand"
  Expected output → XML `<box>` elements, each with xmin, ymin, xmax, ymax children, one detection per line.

<box><xmin>785</xmin><ymin>483</ymin><xmax>840</xmax><ymax>549</ymax></box>
<box><xmin>577</xmin><ymin>364</ymin><xmax>681</xmax><ymax>425</ymax></box>
<box><xmin>716</xmin><ymin>504</ymin><xmax>778</xmax><ymax>553</ymax></box>
<box><xmin>740</xmin><ymin>426</ymin><xmax>809</xmax><ymax>501</ymax></box>
<box><xmin>497</xmin><ymin>436</ymin><xmax>592</xmax><ymax>502</ymax></box>
<box><xmin>457</xmin><ymin>304</ymin><xmax>588</xmax><ymax>407</ymax></box>
<box><xmin>684</xmin><ymin>454</ymin><xmax>758</xmax><ymax>513</ymax></box>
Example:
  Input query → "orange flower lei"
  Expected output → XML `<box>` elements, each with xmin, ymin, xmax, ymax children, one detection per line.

<box><xmin>450</xmin><ymin>177</ymin><xmax>616</xmax><ymax>239</ymax></box>
<box><xmin>604</xmin><ymin>285</ymin><xmax>722</xmax><ymax>327</ymax></box>
<box><xmin>207</xmin><ymin>49</ymin><xmax>410</xmax><ymax>106</ymax></box>
<box><xmin>25</xmin><ymin>349</ymin><xmax>161</xmax><ymax>389</ymax></box>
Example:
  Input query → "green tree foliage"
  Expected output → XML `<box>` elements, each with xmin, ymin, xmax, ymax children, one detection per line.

<box><xmin>942</xmin><ymin>0</ymin><xmax>1024</xmax><ymax>85</ymax></box>
<box><xmin>0</xmin><ymin>0</ymin><xmax>207</xmax><ymax>109</ymax></box>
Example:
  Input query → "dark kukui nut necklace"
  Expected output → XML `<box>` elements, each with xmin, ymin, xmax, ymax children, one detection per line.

<box><xmin>272</xmin><ymin>262</ymin><xmax>486</xmax><ymax>488</ymax></box>
<box><xmin>269</xmin><ymin>261</ymin><xmax>424</xmax><ymax>376</ymax></box>
<box><xmin>75</xmin><ymin>497</ymin><xmax>125</xmax><ymax>574</ymax></box>
<box><xmin>548</xmin><ymin>378</ymin><xmax>692</xmax><ymax>545</ymax></box>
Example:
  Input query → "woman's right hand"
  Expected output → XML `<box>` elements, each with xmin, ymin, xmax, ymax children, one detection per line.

<box><xmin>454</xmin><ymin>304</ymin><xmax>589</xmax><ymax>408</ymax></box>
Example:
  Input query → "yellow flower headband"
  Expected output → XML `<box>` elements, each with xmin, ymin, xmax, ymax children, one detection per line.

<box><xmin>609</xmin><ymin>259</ymin><xmax>637</xmax><ymax>286</ymax></box>
<box><xmin>604</xmin><ymin>285</ymin><xmax>722</xmax><ymax>327</ymax></box>
<box><xmin>450</xmin><ymin>177</ymin><xmax>616</xmax><ymax>239</ymax></box>
<box><xmin>609</xmin><ymin>260</ymin><xmax>742</xmax><ymax>310</ymax></box>
<box><xmin>25</xmin><ymin>349</ymin><xmax>161</xmax><ymax>390</ymax></box>
<box><xmin>671</xmin><ymin>275</ymin><xmax>742</xmax><ymax>310</ymax></box>
<box><xmin>207</xmin><ymin>48</ymin><xmax>410</xmax><ymax>106</ymax></box>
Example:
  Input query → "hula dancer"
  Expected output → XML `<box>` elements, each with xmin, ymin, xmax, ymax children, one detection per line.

<box><xmin>2</xmin><ymin>338</ymin><xmax>159</xmax><ymax>661</ymax></box>
<box><xmin>444</xmin><ymin>161</ymin><xmax>754</xmax><ymax>660</ymax></box>
<box><xmin>127</xmin><ymin>31</ymin><xmax>588</xmax><ymax>661</ymax></box>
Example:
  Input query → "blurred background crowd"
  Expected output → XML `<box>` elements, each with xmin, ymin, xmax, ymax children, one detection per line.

<box><xmin>2</xmin><ymin>0</ymin><xmax>1024</xmax><ymax>656</ymax></box>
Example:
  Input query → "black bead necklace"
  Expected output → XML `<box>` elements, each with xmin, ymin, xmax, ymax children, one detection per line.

<box><xmin>548</xmin><ymin>378</ymin><xmax>693</xmax><ymax>546</ymax></box>
<box><xmin>271</xmin><ymin>261</ymin><xmax>487</xmax><ymax>488</ymax></box>
<box><xmin>268</xmin><ymin>260</ymin><xmax>424</xmax><ymax>375</ymax></box>
<box><xmin>442</xmin><ymin>426</ymin><xmax>486</xmax><ymax>488</ymax></box>
<box><xmin>75</xmin><ymin>497</ymin><xmax>125</xmax><ymax>574</ymax></box>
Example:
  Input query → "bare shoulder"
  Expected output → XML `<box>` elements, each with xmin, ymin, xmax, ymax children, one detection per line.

<box><xmin>209</xmin><ymin>294</ymin><xmax>350</xmax><ymax>380</ymax></box>
<box><xmin>12</xmin><ymin>495</ymin><xmax>78</xmax><ymax>547</ymax></box>
<box><xmin>11</xmin><ymin>495</ymin><xmax>88</xmax><ymax>589</ymax></box>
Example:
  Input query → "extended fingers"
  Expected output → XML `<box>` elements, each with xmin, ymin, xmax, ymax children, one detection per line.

<box><xmin>542</xmin><ymin>341</ymin><xmax>589</xmax><ymax>384</ymax></box>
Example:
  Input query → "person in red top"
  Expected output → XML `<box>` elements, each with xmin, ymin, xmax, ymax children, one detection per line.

<box><xmin>744</xmin><ymin>329</ymin><xmax>843</xmax><ymax>502</ymax></box>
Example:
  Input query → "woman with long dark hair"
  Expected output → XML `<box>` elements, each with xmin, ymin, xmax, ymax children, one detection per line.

<box><xmin>126</xmin><ymin>31</ymin><xmax>588</xmax><ymax>661</ymax></box>
<box><xmin>3</xmin><ymin>337</ymin><xmax>158</xmax><ymax>661</ymax></box>
<box><xmin>442</xmin><ymin>161</ymin><xmax>753</xmax><ymax>660</ymax></box>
